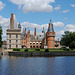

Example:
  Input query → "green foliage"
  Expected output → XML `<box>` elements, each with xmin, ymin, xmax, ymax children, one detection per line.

<box><xmin>24</xmin><ymin>48</ymin><xmax>28</xmax><ymax>52</ymax></box>
<box><xmin>63</xmin><ymin>48</ymin><xmax>70</xmax><ymax>51</ymax></box>
<box><xmin>13</xmin><ymin>48</ymin><xmax>20</xmax><ymax>51</ymax></box>
<box><xmin>0</xmin><ymin>26</ymin><xmax>2</xmax><ymax>47</ymax></box>
<box><xmin>45</xmin><ymin>49</ymin><xmax>49</xmax><ymax>52</ymax></box>
<box><xmin>69</xmin><ymin>41</ymin><xmax>75</xmax><ymax>49</ymax></box>
<box><xmin>35</xmin><ymin>49</ymin><xmax>40</xmax><ymax>51</ymax></box>
<box><xmin>60</xmin><ymin>31</ymin><xmax>75</xmax><ymax>48</ymax></box>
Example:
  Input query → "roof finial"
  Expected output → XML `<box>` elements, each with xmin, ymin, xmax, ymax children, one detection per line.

<box><xmin>50</xmin><ymin>18</ymin><xmax>51</xmax><ymax>22</ymax></box>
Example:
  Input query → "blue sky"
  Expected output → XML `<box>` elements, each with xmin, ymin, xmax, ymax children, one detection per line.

<box><xmin>0</xmin><ymin>0</ymin><xmax>75</xmax><ymax>40</ymax></box>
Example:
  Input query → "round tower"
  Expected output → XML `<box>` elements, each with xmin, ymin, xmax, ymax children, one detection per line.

<box><xmin>46</xmin><ymin>19</ymin><xmax>55</xmax><ymax>48</ymax></box>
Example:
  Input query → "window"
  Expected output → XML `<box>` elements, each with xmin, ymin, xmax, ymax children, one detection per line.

<box><xmin>16</xmin><ymin>40</ymin><xmax>18</xmax><ymax>43</ymax></box>
<box><xmin>37</xmin><ymin>43</ymin><xmax>38</xmax><ymax>44</ymax></box>
<box><xmin>30</xmin><ymin>43</ymin><xmax>31</xmax><ymax>44</ymax></box>
<box><xmin>9</xmin><ymin>40</ymin><xmax>11</xmax><ymax>43</ymax></box>
<box><xmin>16</xmin><ymin>45</ymin><xmax>18</xmax><ymax>48</ymax></box>
<box><xmin>33</xmin><ymin>46</ymin><xmax>35</xmax><ymax>48</ymax></box>
<box><xmin>16</xmin><ymin>35</ymin><xmax>18</xmax><ymax>38</ymax></box>
<box><xmin>30</xmin><ymin>46</ymin><xmax>32</xmax><ymax>48</ymax></box>
<box><xmin>9</xmin><ymin>45</ymin><xmax>11</xmax><ymax>48</ymax></box>
<box><xmin>33</xmin><ymin>43</ymin><xmax>35</xmax><ymax>44</ymax></box>
<box><xmin>9</xmin><ymin>35</ymin><xmax>11</xmax><ymax>38</ymax></box>
<box><xmin>40</xmin><ymin>35</ymin><xmax>41</xmax><ymax>37</ymax></box>
<box><xmin>37</xmin><ymin>46</ymin><xmax>38</xmax><ymax>48</ymax></box>
<box><xmin>40</xmin><ymin>46</ymin><xmax>41</xmax><ymax>48</ymax></box>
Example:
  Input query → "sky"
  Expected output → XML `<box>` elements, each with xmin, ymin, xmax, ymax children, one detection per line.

<box><xmin>0</xmin><ymin>0</ymin><xmax>75</xmax><ymax>41</ymax></box>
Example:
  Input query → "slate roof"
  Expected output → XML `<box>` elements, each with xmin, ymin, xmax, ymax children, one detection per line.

<box><xmin>47</xmin><ymin>19</ymin><xmax>54</xmax><ymax>32</ymax></box>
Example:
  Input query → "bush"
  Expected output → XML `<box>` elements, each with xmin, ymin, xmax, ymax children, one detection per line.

<box><xmin>63</xmin><ymin>48</ymin><xmax>70</xmax><ymax>51</ymax></box>
<box><xmin>24</xmin><ymin>48</ymin><xmax>28</xmax><ymax>52</ymax></box>
<box><xmin>69</xmin><ymin>41</ymin><xmax>75</xmax><ymax>49</ymax></box>
<box><xmin>70</xmin><ymin>48</ymin><xmax>74</xmax><ymax>50</ymax></box>
<box><xmin>13</xmin><ymin>48</ymin><xmax>20</xmax><ymax>51</ymax></box>
<box><xmin>45</xmin><ymin>49</ymin><xmax>49</xmax><ymax>52</ymax></box>
<box><xmin>35</xmin><ymin>49</ymin><xmax>40</xmax><ymax>51</ymax></box>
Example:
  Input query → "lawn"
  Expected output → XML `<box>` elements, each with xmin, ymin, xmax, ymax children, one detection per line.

<box><xmin>12</xmin><ymin>48</ymin><xmax>75</xmax><ymax>52</ymax></box>
<box><xmin>19</xmin><ymin>48</ymin><xmax>75</xmax><ymax>52</ymax></box>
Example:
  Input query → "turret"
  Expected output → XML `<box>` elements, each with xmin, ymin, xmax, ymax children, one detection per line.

<box><xmin>18</xmin><ymin>22</ymin><xmax>21</xmax><ymax>29</ymax></box>
<box><xmin>46</xmin><ymin>19</ymin><xmax>55</xmax><ymax>48</ymax></box>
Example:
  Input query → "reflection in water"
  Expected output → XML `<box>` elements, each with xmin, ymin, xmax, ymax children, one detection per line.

<box><xmin>0</xmin><ymin>55</ymin><xmax>75</xmax><ymax>75</ymax></box>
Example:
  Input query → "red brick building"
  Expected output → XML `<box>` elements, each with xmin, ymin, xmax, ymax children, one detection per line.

<box><xmin>7</xmin><ymin>14</ymin><xmax>60</xmax><ymax>49</ymax></box>
<box><xmin>41</xmin><ymin>19</ymin><xmax>60</xmax><ymax>49</ymax></box>
<box><xmin>21</xmin><ymin>19</ymin><xmax>60</xmax><ymax>49</ymax></box>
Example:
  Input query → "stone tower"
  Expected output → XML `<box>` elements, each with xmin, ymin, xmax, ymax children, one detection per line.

<box><xmin>6</xmin><ymin>14</ymin><xmax>21</xmax><ymax>48</ymax></box>
<box><xmin>46</xmin><ymin>19</ymin><xmax>55</xmax><ymax>48</ymax></box>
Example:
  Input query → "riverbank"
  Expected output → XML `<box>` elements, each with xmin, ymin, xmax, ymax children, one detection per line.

<box><xmin>9</xmin><ymin>52</ymin><xmax>75</xmax><ymax>57</ymax></box>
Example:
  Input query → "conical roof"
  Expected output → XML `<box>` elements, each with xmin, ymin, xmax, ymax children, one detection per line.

<box><xmin>18</xmin><ymin>22</ymin><xmax>21</xmax><ymax>28</ymax></box>
<box><xmin>47</xmin><ymin>19</ymin><xmax>54</xmax><ymax>32</ymax></box>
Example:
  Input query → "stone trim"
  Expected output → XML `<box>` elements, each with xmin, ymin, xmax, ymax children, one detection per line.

<box><xmin>7</xmin><ymin>29</ymin><xmax>21</xmax><ymax>31</ymax></box>
<box><xmin>7</xmin><ymin>44</ymin><xmax>21</xmax><ymax>45</ymax></box>
<box><xmin>7</xmin><ymin>33</ymin><xmax>21</xmax><ymax>35</ymax></box>
<box><xmin>7</xmin><ymin>39</ymin><xmax>21</xmax><ymax>40</ymax></box>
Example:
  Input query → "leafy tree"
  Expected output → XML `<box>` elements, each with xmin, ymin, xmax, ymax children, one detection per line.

<box><xmin>60</xmin><ymin>31</ymin><xmax>75</xmax><ymax>48</ymax></box>
<box><xmin>60</xmin><ymin>31</ymin><xmax>70</xmax><ymax>46</ymax></box>
<box><xmin>0</xmin><ymin>26</ymin><xmax>2</xmax><ymax>47</ymax></box>
<box><xmin>69</xmin><ymin>41</ymin><xmax>75</xmax><ymax>49</ymax></box>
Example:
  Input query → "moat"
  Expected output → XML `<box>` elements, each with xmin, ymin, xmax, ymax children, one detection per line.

<box><xmin>0</xmin><ymin>55</ymin><xmax>75</xmax><ymax>75</ymax></box>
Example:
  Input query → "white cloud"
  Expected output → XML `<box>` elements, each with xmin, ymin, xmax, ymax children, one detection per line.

<box><xmin>54</xmin><ymin>6</ymin><xmax>61</xmax><ymax>11</ymax></box>
<box><xmin>56</xmin><ymin>30</ymin><xmax>64</xmax><ymax>36</ymax></box>
<box><xmin>9</xmin><ymin>0</ymin><xmax>55</xmax><ymax>13</ymax></box>
<box><xmin>71</xmin><ymin>4</ymin><xmax>75</xmax><ymax>7</ymax></box>
<box><xmin>64</xmin><ymin>24</ymin><xmax>75</xmax><ymax>32</ymax></box>
<box><xmin>53</xmin><ymin>22</ymin><xmax>64</xmax><ymax>27</ymax></box>
<box><xmin>0</xmin><ymin>1</ymin><xmax>5</xmax><ymax>11</ymax></box>
<box><xmin>22</xmin><ymin>22</ymin><xmax>48</xmax><ymax>30</ymax></box>
<box><xmin>0</xmin><ymin>15</ymin><xmax>10</xmax><ymax>41</ymax></box>
<box><xmin>63</xmin><ymin>10</ymin><xmax>70</xmax><ymax>13</ymax></box>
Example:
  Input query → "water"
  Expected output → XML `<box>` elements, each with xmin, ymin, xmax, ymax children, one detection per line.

<box><xmin>0</xmin><ymin>56</ymin><xmax>75</xmax><ymax>75</ymax></box>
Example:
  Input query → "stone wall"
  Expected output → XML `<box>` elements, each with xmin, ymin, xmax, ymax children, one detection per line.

<box><xmin>9</xmin><ymin>52</ymin><xmax>75</xmax><ymax>57</ymax></box>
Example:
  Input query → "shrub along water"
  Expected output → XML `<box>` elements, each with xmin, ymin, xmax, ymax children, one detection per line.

<box><xmin>45</xmin><ymin>49</ymin><xmax>49</xmax><ymax>52</ymax></box>
<box><xmin>35</xmin><ymin>49</ymin><xmax>40</xmax><ymax>51</ymax></box>
<box><xmin>63</xmin><ymin>48</ymin><xmax>70</xmax><ymax>51</ymax></box>
<box><xmin>13</xmin><ymin>48</ymin><xmax>20</xmax><ymax>51</ymax></box>
<box><xmin>24</xmin><ymin>48</ymin><xmax>28</xmax><ymax>52</ymax></box>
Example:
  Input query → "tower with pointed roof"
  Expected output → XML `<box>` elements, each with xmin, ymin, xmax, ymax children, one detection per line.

<box><xmin>46</xmin><ymin>19</ymin><xmax>55</xmax><ymax>48</ymax></box>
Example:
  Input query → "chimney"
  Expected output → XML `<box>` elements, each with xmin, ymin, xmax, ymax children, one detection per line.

<box><xmin>10</xmin><ymin>14</ymin><xmax>14</xmax><ymax>29</ymax></box>
<box><xmin>29</xmin><ymin>30</ymin><xmax>30</xmax><ymax>33</ymax></box>
<box><xmin>34</xmin><ymin>28</ymin><xmax>36</xmax><ymax>36</ymax></box>
<box><xmin>49</xmin><ymin>23</ymin><xmax>50</xmax><ymax>28</ymax></box>
<box><xmin>25</xmin><ymin>28</ymin><xmax>26</xmax><ymax>33</ymax></box>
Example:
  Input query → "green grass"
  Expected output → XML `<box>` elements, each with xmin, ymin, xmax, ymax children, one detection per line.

<box><xmin>13</xmin><ymin>48</ymin><xmax>75</xmax><ymax>52</ymax></box>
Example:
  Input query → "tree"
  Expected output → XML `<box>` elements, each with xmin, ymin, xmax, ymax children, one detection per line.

<box><xmin>60</xmin><ymin>31</ymin><xmax>70</xmax><ymax>47</ymax></box>
<box><xmin>69</xmin><ymin>41</ymin><xmax>75</xmax><ymax>48</ymax></box>
<box><xmin>0</xmin><ymin>26</ymin><xmax>2</xmax><ymax>47</ymax></box>
<box><xmin>60</xmin><ymin>31</ymin><xmax>75</xmax><ymax>48</ymax></box>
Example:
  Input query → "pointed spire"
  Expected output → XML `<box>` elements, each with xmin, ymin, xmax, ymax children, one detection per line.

<box><xmin>50</xmin><ymin>19</ymin><xmax>51</xmax><ymax>22</ymax></box>
<box><xmin>50</xmin><ymin>19</ymin><xmax>52</xmax><ymax>25</ymax></box>
<box><xmin>18</xmin><ymin>21</ymin><xmax>21</xmax><ymax>28</ymax></box>
<box><xmin>19</xmin><ymin>21</ymin><xmax>20</xmax><ymax>24</ymax></box>
<box><xmin>47</xmin><ymin>19</ymin><xmax>54</xmax><ymax>32</ymax></box>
